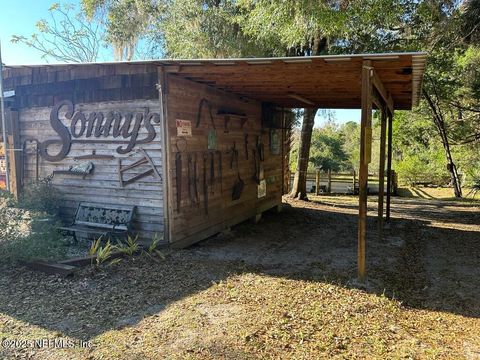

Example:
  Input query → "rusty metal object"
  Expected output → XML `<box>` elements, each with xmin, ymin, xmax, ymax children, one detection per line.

<box><xmin>73</xmin><ymin>150</ymin><xmax>115</xmax><ymax>160</ymax></box>
<box><xmin>217</xmin><ymin>151</ymin><xmax>223</xmax><ymax>193</ymax></box>
<box><xmin>203</xmin><ymin>152</ymin><xmax>208</xmax><ymax>215</ymax></box>
<box><xmin>196</xmin><ymin>98</ymin><xmax>216</xmax><ymax>129</ymax></box>
<box><xmin>118</xmin><ymin>149</ymin><xmax>161</xmax><ymax>188</ymax></box>
<box><xmin>38</xmin><ymin>100</ymin><xmax>161</xmax><ymax>162</ymax></box>
<box><xmin>231</xmin><ymin>144</ymin><xmax>244</xmax><ymax>201</ymax></box>
<box><xmin>53</xmin><ymin>161</ymin><xmax>94</xmax><ymax>179</ymax></box>
<box><xmin>210</xmin><ymin>152</ymin><xmax>215</xmax><ymax>194</ymax></box>
<box><xmin>244</xmin><ymin>134</ymin><xmax>249</xmax><ymax>160</ymax></box>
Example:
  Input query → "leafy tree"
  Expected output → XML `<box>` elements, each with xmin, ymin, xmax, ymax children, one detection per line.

<box><xmin>11</xmin><ymin>3</ymin><xmax>104</xmax><ymax>63</ymax></box>
<box><xmin>82</xmin><ymin>0</ymin><xmax>161</xmax><ymax>60</ymax></box>
<box><xmin>309</xmin><ymin>123</ymin><xmax>348</xmax><ymax>172</ymax></box>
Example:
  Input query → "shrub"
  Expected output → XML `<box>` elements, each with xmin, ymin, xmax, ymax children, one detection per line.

<box><xmin>0</xmin><ymin>184</ymin><xmax>66</xmax><ymax>264</ymax></box>
<box><xmin>0</xmin><ymin>208</ymin><xmax>67</xmax><ymax>263</ymax></box>
<box><xmin>18</xmin><ymin>181</ymin><xmax>60</xmax><ymax>215</ymax></box>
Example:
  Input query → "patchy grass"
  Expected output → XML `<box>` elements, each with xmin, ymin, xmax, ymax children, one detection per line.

<box><xmin>0</xmin><ymin>196</ymin><xmax>479</xmax><ymax>359</ymax></box>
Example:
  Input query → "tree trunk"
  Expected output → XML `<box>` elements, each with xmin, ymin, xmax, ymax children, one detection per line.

<box><xmin>289</xmin><ymin>108</ymin><xmax>317</xmax><ymax>199</ymax></box>
<box><xmin>423</xmin><ymin>90</ymin><xmax>462</xmax><ymax>197</ymax></box>
<box><xmin>288</xmin><ymin>33</ymin><xmax>326</xmax><ymax>200</ymax></box>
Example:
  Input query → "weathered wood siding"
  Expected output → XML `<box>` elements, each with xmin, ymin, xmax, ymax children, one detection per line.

<box><xmin>19</xmin><ymin>100</ymin><xmax>164</xmax><ymax>241</ymax></box>
<box><xmin>164</xmin><ymin>75</ymin><xmax>283</xmax><ymax>246</ymax></box>
<box><xmin>3</xmin><ymin>64</ymin><xmax>165</xmax><ymax>242</ymax></box>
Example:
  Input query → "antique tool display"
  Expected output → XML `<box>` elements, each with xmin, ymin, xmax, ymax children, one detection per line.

<box><xmin>217</xmin><ymin>150</ymin><xmax>223</xmax><ymax>193</ymax></box>
<box><xmin>218</xmin><ymin>110</ymin><xmax>248</xmax><ymax>133</ymax></box>
<box><xmin>244</xmin><ymin>134</ymin><xmax>249</xmax><ymax>160</ymax></box>
<box><xmin>256</xmin><ymin>135</ymin><xmax>265</xmax><ymax>161</ymax></box>
<box><xmin>73</xmin><ymin>150</ymin><xmax>115</xmax><ymax>161</ymax></box>
<box><xmin>210</xmin><ymin>152</ymin><xmax>215</xmax><ymax>194</ymax></box>
<box><xmin>252</xmin><ymin>149</ymin><xmax>261</xmax><ymax>185</ymax></box>
<box><xmin>195</xmin><ymin>98</ymin><xmax>216</xmax><ymax>129</ymax></box>
<box><xmin>118</xmin><ymin>148</ymin><xmax>161</xmax><ymax>188</ymax></box>
<box><xmin>203</xmin><ymin>153</ymin><xmax>209</xmax><ymax>215</ymax></box>
<box><xmin>230</xmin><ymin>143</ymin><xmax>244</xmax><ymax>200</ymax></box>
<box><xmin>187</xmin><ymin>153</ymin><xmax>200</xmax><ymax>206</ymax></box>
<box><xmin>53</xmin><ymin>161</ymin><xmax>94</xmax><ymax>178</ymax></box>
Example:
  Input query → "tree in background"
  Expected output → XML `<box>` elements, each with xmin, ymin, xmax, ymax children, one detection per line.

<box><xmin>238</xmin><ymin>0</ymin><xmax>355</xmax><ymax>199</ymax></box>
<box><xmin>10</xmin><ymin>0</ymin><xmax>480</xmax><ymax>198</ymax></box>
<box><xmin>82</xmin><ymin>0</ymin><xmax>162</xmax><ymax>60</ymax></box>
<box><xmin>11</xmin><ymin>3</ymin><xmax>104</xmax><ymax>63</ymax></box>
<box><xmin>309</xmin><ymin>122</ymin><xmax>349</xmax><ymax>172</ymax></box>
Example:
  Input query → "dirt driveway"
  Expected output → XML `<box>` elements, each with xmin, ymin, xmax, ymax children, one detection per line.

<box><xmin>0</xmin><ymin>195</ymin><xmax>479</xmax><ymax>359</ymax></box>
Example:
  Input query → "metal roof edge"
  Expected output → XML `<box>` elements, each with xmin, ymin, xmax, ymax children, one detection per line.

<box><xmin>3</xmin><ymin>52</ymin><xmax>428</xmax><ymax>69</ymax></box>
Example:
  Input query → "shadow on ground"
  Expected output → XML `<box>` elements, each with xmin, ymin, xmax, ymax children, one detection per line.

<box><xmin>0</xmin><ymin>195</ymin><xmax>478</xmax><ymax>342</ymax></box>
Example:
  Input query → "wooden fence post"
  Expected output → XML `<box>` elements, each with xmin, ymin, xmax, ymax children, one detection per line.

<box><xmin>327</xmin><ymin>169</ymin><xmax>332</xmax><ymax>193</ymax></box>
<box><xmin>315</xmin><ymin>169</ymin><xmax>320</xmax><ymax>195</ymax></box>
<box><xmin>352</xmin><ymin>170</ymin><xmax>356</xmax><ymax>193</ymax></box>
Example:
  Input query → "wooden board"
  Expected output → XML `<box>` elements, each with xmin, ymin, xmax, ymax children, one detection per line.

<box><xmin>165</xmin><ymin>75</ymin><xmax>283</xmax><ymax>246</ymax></box>
<box><xmin>18</xmin><ymin>99</ymin><xmax>165</xmax><ymax>243</ymax></box>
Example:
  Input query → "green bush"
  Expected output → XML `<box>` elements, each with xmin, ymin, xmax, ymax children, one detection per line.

<box><xmin>18</xmin><ymin>181</ymin><xmax>60</xmax><ymax>215</ymax></box>
<box><xmin>0</xmin><ymin>184</ymin><xmax>66</xmax><ymax>264</ymax></box>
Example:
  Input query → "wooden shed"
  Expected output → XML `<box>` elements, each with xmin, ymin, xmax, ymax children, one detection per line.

<box><xmin>1</xmin><ymin>53</ymin><xmax>426</xmax><ymax>275</ymax></box>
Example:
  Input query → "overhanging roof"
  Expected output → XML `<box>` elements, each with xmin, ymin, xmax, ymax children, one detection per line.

<box><xmin>4</xmin><ymin>52</ymin><xmax>426</xmax><ymax>110</ymax></box>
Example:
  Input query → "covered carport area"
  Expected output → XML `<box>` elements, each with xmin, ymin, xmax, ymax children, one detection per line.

<box><xmin>159</xmin><ymin>52</ymin><xmax>427</xmax><ymax>281</ymax></box>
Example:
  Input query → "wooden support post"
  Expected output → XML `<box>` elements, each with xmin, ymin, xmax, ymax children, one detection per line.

<box><xmin>358</xmin><ymin>61</ymin><xmax>373</xmax><ymax>282</ymax></box>
<box><xmin>6</xmin><ymin>110</ymin><xmax>21</xmax><ymax>199</ymax></box>
<box><xmin>327</xmin><ymin>169</ymin><xmax>332</xmax><ymax>193</ymax></box>
<box><xmin>377</xmin><ymin>106</ymin><xmax>387</xmax><ymax>238</ymax></box>
<box><xmin>315</xmin><ymin>169</ymin><xmax>320</xmax><ymax>195</ymax></box>
<box><xmin>386</xmin><ymin>111</ymin><xmax>393</xmax><ymax>222</ymax></box>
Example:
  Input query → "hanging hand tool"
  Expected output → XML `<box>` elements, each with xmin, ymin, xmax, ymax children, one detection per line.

<box><xmin>193</xmin><ymin>153</ymin><xmax>200</xmax><ymax>206</ymax></box>
<box><xmin>231</xmin><ymin>144</ymin><xmax>244</xmax><ymax>200</ymax></box>
<box><xmin>230</xmin><ymin>142</ymin><xmax>237</xmax><ymax>169</ymax></box>
<box><xmin>187</xmin><ymin>153</ymin><xmax>193</xmax><ymax>205</ymax></box>
<box><xmin>210</xmin><ymin>152</ymin><xmax>215</xmax><ymax>194</ymax></box>
<box><xmin>203</xmin><ymin>152</ymin><xmax>209</xmax><ymax>215</ymax></box>
<box><xmin>256</xmin><ymin>135</ymin><xmax>265</xmax><ymax>161</ymax></box>
<box><xmin>252</xmin><ymin>149</ymin><xmax>261</xmax><ymax>185</ymax></box>
<box><xmin>217</xmin><ymin>150</ymin><xmax>223</xmax><ymax>193</ymax></box>
<box><xmin>196</xmin><ymin>98</ymin><xmax>216</xmax><ymax>129</ymax></box>
<box><xmin>175</xmin><ymin>152</ymin><xmax>182</xmax><ymax>211</ymax></box>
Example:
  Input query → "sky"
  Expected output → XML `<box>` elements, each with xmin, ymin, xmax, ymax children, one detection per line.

<box><xmin>0</xmin><ymin>0</ymin><xmax>361</xmax><ymax>126</ymax></box>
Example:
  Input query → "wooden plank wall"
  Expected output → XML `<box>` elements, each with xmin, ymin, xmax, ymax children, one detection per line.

<box><xmin>165</xmin><ymin>75</ymin><xmax>283</xmax><ymax>247</ymax></box>
<box><xmin>19</xmin><ymin>101</ymin><xmax>164</xmax><ymax>241</ymax></box>
<box><xmin>4</xmin><ymin>64</ymin><xmax>165</xmax><ymax>243</ymax></box>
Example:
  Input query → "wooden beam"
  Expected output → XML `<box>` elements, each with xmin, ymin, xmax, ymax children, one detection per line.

<box><xmin>386</xmin><ymin>111</ymin><xmax>394</xmax><ymax>221</ymax></box>
<box><xmin>378</xmin><ymin>106</ymin><xmax>387</xmax><ymax>238</ymax></box>
<box><xmin>358</xmin><ymin>61</ymin><xmax>373</xmax><ymax>282</ymax></box>
<box><xmin>372</xmin><ymin>70</ymin><xmax>394</xmax><ymax>114</ymax></box>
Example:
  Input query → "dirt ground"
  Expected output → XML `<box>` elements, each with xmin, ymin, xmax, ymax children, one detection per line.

<box><xmin>0</xmin><ymin>195</ymin><xmax>479</xmax><ymax>359</ymax></box>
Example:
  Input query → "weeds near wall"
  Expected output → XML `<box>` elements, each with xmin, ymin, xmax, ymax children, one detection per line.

<box><xmin>0</xmin><ymin>183</ymin><xmax>66</xmax><ymax>264</ymax></box>
<box><xmin>117</xmin><ymin>235</ymin><xmax>140</xmax><ymax>256</ymax></box>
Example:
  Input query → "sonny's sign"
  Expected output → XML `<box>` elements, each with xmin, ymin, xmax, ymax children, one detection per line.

<box><xmin>39</xmin><ymin>101</ymin><xmax>161</xmax><ymax>161</ymax></box>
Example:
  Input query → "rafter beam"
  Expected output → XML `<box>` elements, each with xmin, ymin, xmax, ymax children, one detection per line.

<box><xmin>371</xmin><ymin>69</ymin><xmax>394</xmax><ymax>114</ymax></box>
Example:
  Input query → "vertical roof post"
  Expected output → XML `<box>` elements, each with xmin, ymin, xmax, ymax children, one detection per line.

<box><xmin>0</xmin><ymin>39</ymin><xmax>10</xmax><ymax>192</ymax></box>
<box><xmin>358</xmin><ymin>60</ymin><xmax>373</xmax><ymax>282</ymax></box>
